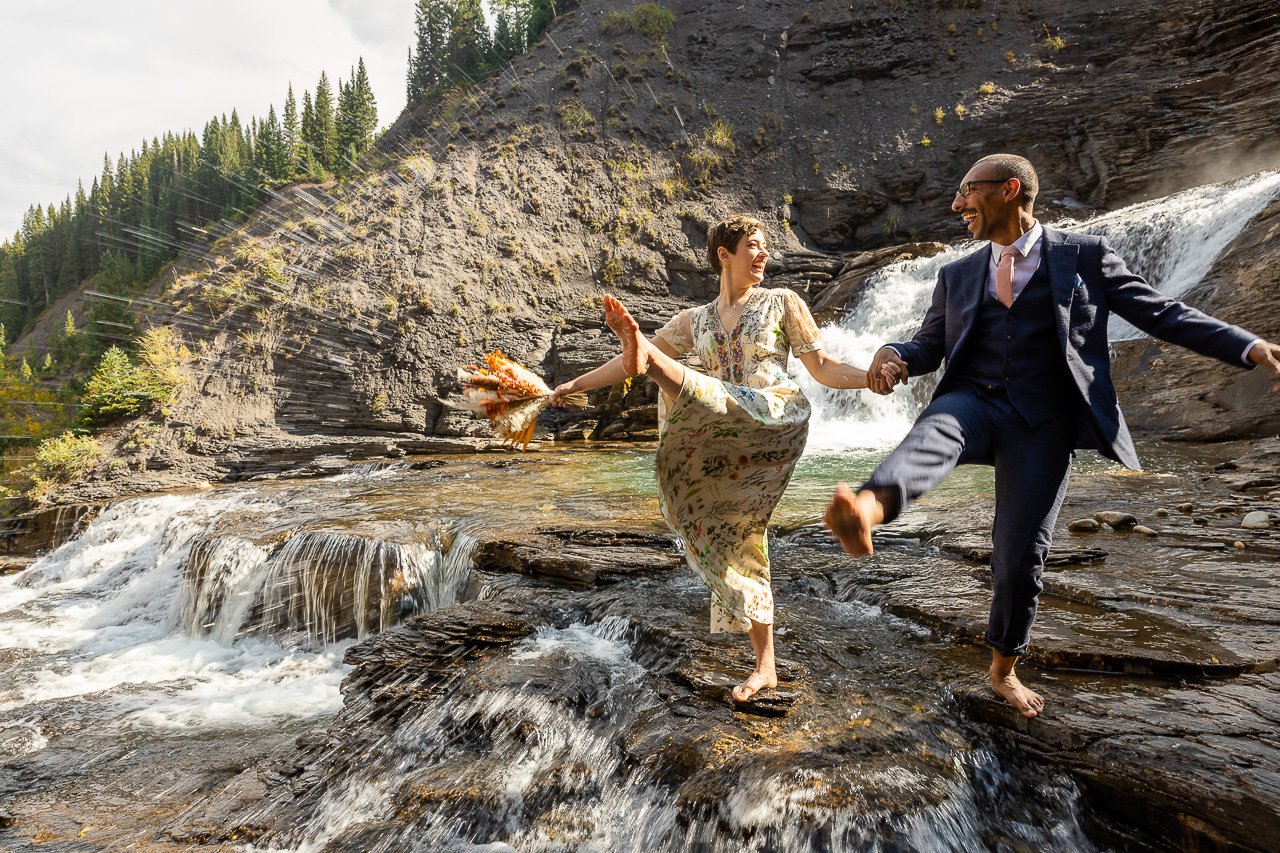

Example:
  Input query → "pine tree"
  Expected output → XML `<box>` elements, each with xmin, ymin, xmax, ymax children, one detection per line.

<box><xmin>312</xmin><ymin>72</ymin><xmax>337</xmax><ymax>172</ymax></box>
<box><xmin>255</xmin><ymin>104</ymin><xmax>287</xmax><ymax>185</ymax></box>
<box><xmin>493</xmin><ymin>13</ymin><xmax>516</xmax><ymax>65</ymax></box>
<box><xmin>528</xmin><ymin>0</ymin><xmax>557</xmax><ymax>43</ymax></box>
<box><xmin>300</xmin><ymin>89</ymin><xmax>316</xmax><ymax>164</ymax></box>
<box><xmin>407</xmin><ymin>0</ymin><xmax>452</xmax><ymax>105</ymax></box>
<box><xmin>282</xmin><ymin>84</ymin><xmax>300</xmax><ymax>174</ymax></box>
<box><xmin>336</xmin><ymin>58</ymin><xmax>378</xmax><ymax>161</ymax></box>
<box><xmin>449</xmin><ymin>0</ymin><xmax>493</xmax><ymax>79</ymax></box>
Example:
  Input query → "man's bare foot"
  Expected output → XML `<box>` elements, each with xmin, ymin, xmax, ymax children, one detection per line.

<box><xmin>603</xmin><ymin>294</ymin><xmax>649</xmax><ymax>376</ymax></box>
<box><xmin>823</xmin><ymin>483</ymin><xmax>883</xmax><ymax>556</ymax></box>
<box><xmin>990</xmin><ymin>655</ymin><xmax>1045</xmax><ymax>719</ymax></box>
<box><xmin>732</xmin><ymin>669</ymin><xmax>777</xmax><ymax>702</ymax></box>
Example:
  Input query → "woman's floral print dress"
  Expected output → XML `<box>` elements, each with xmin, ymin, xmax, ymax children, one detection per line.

<box><xmin>654</xmin><ymin>288</ymin><xmax>822</xmax><ymax>634</ymax></box>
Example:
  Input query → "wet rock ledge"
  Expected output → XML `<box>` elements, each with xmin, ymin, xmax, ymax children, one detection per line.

<box><xmin>168</xmin><ymin>458</ymin><xmax>1280</xmax><ymax>852</ymax></box>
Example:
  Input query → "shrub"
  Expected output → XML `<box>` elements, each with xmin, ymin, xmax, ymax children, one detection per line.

<box><xmin>704</xmin><ymin>120</ymin><xmax>736</xmax><ymax>154</ymax></box>
<box><xmin>934</xmin><ymin>108</ymin><xmax>945</xmax><ymax>125</ymax></box>
<box><xmin>80</xmin><ymin>333</ymin><xmax>188</xmax><ymax>427</ymax></box>
<box><xmin>557</xmin><ymin>99</ymin><xmax>595</xmax><ymax>129</ymax></box>
<box><xmin>29</xmin><ymin>432</ymin><xmax>100</xmax><ymax>485</ymax></box>
<box><xmin>954</xmin><ymin>104</ymin><xmax>966</xmax><ymax>117</ymax></box>
<box><xmin>602</xmin><ymin>4</ymin><xmax>676</xmax><ymax>42</ymax></box>
<box><xmin>979</xmin><ymin>82</ymin><xmax>996</xmax><ymax>95</ymax></box>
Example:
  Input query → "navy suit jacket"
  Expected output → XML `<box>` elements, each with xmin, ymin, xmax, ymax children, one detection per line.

<box><xmin>893</xmin><ymin>226</ymin><xmax>1258</xmax><ymax>470</ymax></box>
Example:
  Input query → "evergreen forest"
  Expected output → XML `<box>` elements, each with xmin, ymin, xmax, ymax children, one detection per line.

<box><xmin>0</xmin><ymin>60</ymin><xmax>379</xmax><ymax>355</ymax></box>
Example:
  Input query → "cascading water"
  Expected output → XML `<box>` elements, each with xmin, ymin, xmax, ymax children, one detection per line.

<box><xmin>797</xmin><ymin>170</ymin><xmax>1280</xmax><ymax>453</ymax></box>
<box><xmin>0</xmin><ymin>493</ymin><xmax>350</xmax><ymax>729</ymax></box>
<box><xmin>243</xmin><ymin>603</ymin><xmax>1101</xmax><ymax>853</ymax></box>
<box><xmin>0</xmin><ymin>484</ymin><xmax>479</xmax><ymax>731</ymax></box>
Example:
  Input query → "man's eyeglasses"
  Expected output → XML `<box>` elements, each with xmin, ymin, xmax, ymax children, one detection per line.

<box><xmin>956</xmin><ymin>179</ymin><xmax>1007</xmax><ymax>198</ymax></box>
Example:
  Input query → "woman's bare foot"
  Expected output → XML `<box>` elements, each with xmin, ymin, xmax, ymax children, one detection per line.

<box><xmin>990</xmin><ymin>653</ymin><xmax>1044</xmax><ymax>718</ymax></box>
<box><xmin>824</xmin><ymin>483</ymin><xmax>883</xmax><ymax>556</ymax></box>
<box><xmin>732</xmin><ymin>668</ymin><xmax>777</xmax><ymax>702</ymax></box>
<box><xmin>603</xmin><ymin>294</ymin><xmax>649</xmax><ymax>376</ymax></box>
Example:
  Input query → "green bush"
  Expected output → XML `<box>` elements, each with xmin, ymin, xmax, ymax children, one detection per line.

<box><xmin>79</xmin><ymin>333</ymin><xmax>188</xmax><ymax>427</ymax></box>
<box><xmin>557</xmin><ymin>99</ymin><xmax>595</xmax><ymax>129</ymax></box>
<box><xmin>602</xmin><ymin>4</ymin><xmax>676</xmax><ymax>42</ymax></box>
<box><xmin>30</xmin><ymin>432</ymin><xmax>101</xmax><ymax>484</ymax></box>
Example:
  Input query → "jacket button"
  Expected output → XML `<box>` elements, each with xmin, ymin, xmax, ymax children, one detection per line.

<box><xmin>1006</xmin><ymin>335</ymin><xmax>1013</xmax><ymax>341</ymax></box>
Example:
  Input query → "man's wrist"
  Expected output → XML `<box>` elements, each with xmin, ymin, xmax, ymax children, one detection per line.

<box><xmin>1245</xmin><ymin>339</ymin><xmax>1265</xmax><ymax>366</ymax></box>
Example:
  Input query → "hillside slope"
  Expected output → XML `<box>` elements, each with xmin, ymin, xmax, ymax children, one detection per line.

<box><xmin>42</xmin><ymin>0</ymin><xmax>1280</xmax><ymax>498</ymax></box>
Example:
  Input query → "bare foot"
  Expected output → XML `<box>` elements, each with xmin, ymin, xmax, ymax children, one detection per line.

<box><xmin>732</xmin><ymin>669</ymin><xmax>777</xmax><ymax>702</ymax></box>
<box><xmin>990</xmin><ymin>661</ymin><xmax>1045</xmax><ymax>719</ymax></box>
<box><xmin>603</xmin><ymin>294</ymin><xmax>649</xmax><ymax>376</ymax></box>
<box><xmin>823</xmin><ymin>483</ymin><xmax>883</xmax><ymax>556</ymax></box>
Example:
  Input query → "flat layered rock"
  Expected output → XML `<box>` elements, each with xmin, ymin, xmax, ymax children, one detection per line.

<box><xmin>473</xmin><ymin>526</ymin><xmax>682</xmax><ymax>587</ymax></box>
<box><xmin>957</xmin><ymin>671</ymin><xmax>1280</xmax><ymax>853</ymax></box>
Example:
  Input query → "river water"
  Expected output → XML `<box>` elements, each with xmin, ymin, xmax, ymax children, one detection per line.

<box><xmin>0</xmin><ymin>171</ymin><xmax>1276</xmax><ymax>851</ymax></box>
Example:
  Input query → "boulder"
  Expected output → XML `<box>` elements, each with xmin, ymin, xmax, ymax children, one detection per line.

<box><xmin>1093</xmin><ymin>511</ymin><xmax>1138</xmax><ymax>529</ymax></box>
<box><xmin>1068</xmin><ymin>518</ymin><xmax>1100</xmax><ymax>532</ymax></box>
<box><xmin>1242</xmin><ymin>511</ymin><xmax>1273</xmax><ymax>529</ymax></box>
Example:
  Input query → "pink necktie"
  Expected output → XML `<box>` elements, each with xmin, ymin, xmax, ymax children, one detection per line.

<box><xmin>996</xmin><ymin>245</ymin><xmax>1021</xmax><ymax>308</ymax></box>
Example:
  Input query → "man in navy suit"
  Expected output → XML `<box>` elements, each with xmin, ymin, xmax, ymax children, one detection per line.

<box><xmin>824</xmin><ymin>154</ymin><xmax>1280</xmax><ymax>717</ymax></box>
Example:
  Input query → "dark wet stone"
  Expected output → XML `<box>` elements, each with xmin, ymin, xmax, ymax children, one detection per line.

<box><xmin>957</xmin><ymin>671</ymin><xmax>1280</xmax><ymax>853</ymax></box>
<box><xmin>473</xmin><ymin>526</ymin><xmax>682</xmax><ymax>587</ymax></box>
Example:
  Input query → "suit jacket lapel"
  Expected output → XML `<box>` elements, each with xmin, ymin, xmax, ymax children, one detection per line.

<box><xmin>1042</xmin><ymin>227</ymin><xmax>1079</xmax><ymax>350</ymax></box>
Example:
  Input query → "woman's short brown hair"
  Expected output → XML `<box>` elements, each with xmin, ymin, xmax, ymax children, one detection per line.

<box><xmin>707</xmin><ymin>215</ymin><xmax>765</xmax><ymax>274</ymax></box>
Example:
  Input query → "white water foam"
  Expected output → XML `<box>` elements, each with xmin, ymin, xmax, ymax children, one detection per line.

<box><xmin>797</xmin><ymin>170</ymin><xmax>1280</xmax><ymax>453</ymax></box>
<box><xmin>0</xmin><ymin>493</ymin><xmax>351</xmax><ymax>730</ymax></box>
<box><xmin>1070</xmin><ymin>170</ymin><xmax>1280</xmax><ymax>340</ymax></box>
<box><xmin>0</xmin><ymin>488</ymin><xmax>480</xmax><ymax>733</ymax></box>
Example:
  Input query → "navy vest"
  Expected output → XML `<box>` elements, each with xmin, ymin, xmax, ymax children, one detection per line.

<box><xmin>952</xmin><ymin>259</ymin><xmax>1079</xmax><ymax>426</ymax></box>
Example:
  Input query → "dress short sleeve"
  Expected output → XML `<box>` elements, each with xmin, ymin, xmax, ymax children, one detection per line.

<box><xmin>782</xmin><ymin>290</ymin><xmax>822</xmax><ymax>355</ymax></box>
<box><xmin>654</xmin><ymin>307</ymin><xmax>696</xmax><ymax>356</ymax></box>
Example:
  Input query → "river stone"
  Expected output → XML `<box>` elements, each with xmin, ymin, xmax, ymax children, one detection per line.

<box><xmin>1154</xmin><ymin>508</ymin><xmax>1170</xmax><ymax>517</ymax></box>
<box><xmin>1068</xmin><ymin>518</ymin><xmax>1100</xmax><ymax>532</ymax></box>
<box><xmin>1235</xmin><ymin>541</ymin><xmax>1247</xmax><ymax>549</ymax></box>
<box><xmin>1242</xmin><ymin>511</ymin><xmax>1273</xmax><ymax>529</ymax></box>
<box><xmin>1093</xmin><ymin>512</ymin><xmax>1137</xmax><ymax>529</ymax></box>
<box><xmin>1133</xmin><ymin>525</ymin><xmax>1158</xmax><ymax>536</ymax></box>
<box><xmin>1176</xmin><ymin>503</ymin><xmax>1194</xmax><ymax>513</ymax></box>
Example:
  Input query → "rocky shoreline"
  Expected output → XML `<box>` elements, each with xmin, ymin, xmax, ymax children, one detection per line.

<box><xmin>136</xmin><ymin>442</ymin><xmax>1280</xmax><ymax>851</ymax></box>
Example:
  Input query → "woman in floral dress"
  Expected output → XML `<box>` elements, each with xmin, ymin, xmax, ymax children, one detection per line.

<box><xmin>552</xmin><ymin>216</ymin><xmax>886</xmax><ymax>701</ymax></box>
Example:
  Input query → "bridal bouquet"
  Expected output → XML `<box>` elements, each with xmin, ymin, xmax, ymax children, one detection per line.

<box><xmin>458</xmin><ymin>351</ymin><xmax>583</xmax><ymax>450</ymax></box>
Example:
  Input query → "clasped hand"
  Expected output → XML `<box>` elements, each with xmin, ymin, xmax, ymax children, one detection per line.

<box><xmin>867</xmin><ymin>347</ymin><xmax>908</xmax><ymax>395</ymax></box>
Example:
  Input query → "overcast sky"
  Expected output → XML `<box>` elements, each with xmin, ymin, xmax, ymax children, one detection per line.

<box><xmin>0</xmin><ymin>0</ymin><xmax>416</xmax><ymax>240</ymax></box>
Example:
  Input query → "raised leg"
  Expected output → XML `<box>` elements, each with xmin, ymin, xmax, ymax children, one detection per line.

<box><xmin>827</xmin><ymin>389</ymin><xmax>995</xmax><ymax>555</ymax></box>
<box><xmin>824</xmin><ymin>483</ymin><xmax>885</xmax><ymax>556</ymax></box>
<box><xmin>733</xmin><ymin>619</ymin><xmax>777</xmax><ymax>702</ymax></box>
<box><xmin>603</xmin><ymin>294</ymin><xmax>685</xmax><ymax>398</ymax></box>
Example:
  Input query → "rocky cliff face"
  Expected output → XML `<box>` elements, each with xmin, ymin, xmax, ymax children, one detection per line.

<box><xmin>59</xmin><ymin>0</ymin><xmax>1280</xmax><ymax>495</ymax></box>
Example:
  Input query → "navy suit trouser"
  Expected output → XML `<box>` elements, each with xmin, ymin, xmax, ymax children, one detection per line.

<box><xmin>862</xmin><ymin>386</ymin><xmax>1076</xmax><ymax>657</ymax></box>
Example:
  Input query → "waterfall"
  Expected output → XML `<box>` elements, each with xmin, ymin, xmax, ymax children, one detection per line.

<box><xmin>0</xmin><ymin>489</ymin><xmax>478</xmax><ymax>729</ymax></box>
<box><xmin>797</xmin><ymin>170</ymin><xmax>1280</xmax><ymax>453</ymax></box>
